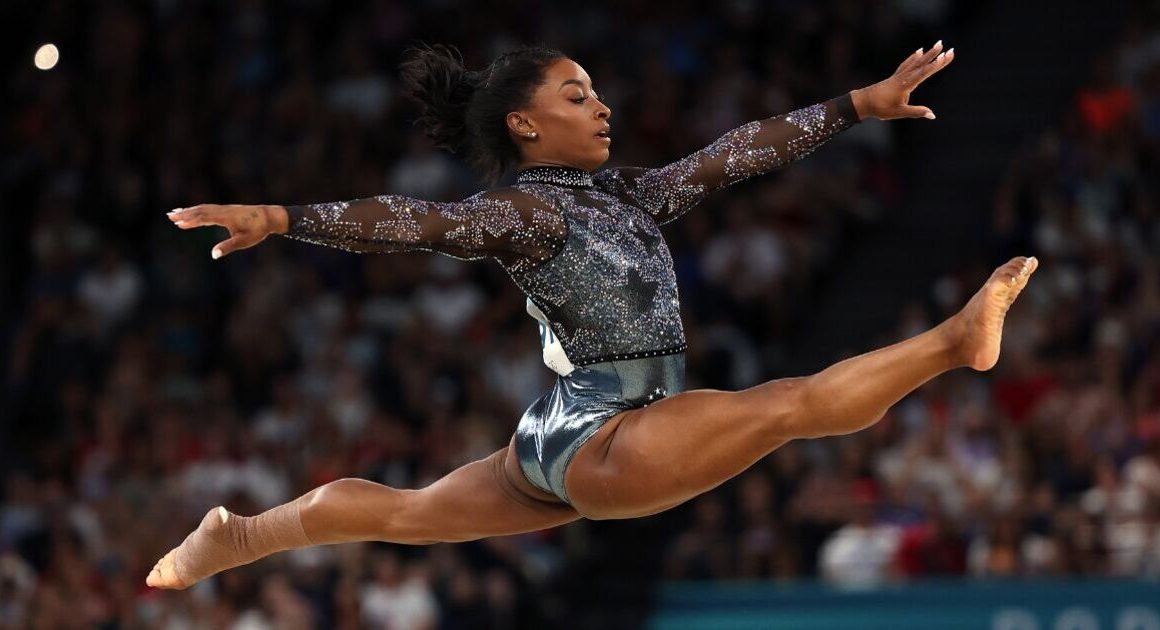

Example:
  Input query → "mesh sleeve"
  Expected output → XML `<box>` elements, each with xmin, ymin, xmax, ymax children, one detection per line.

<box><xmin>605</xmin><ymin>93</ymin><xmax>860</xmax><ymax>225</ymax></box>
<box><xmin>280</xmin><ymin>188</ymin><xmax>566</xmax><ymax>269</ymax></box>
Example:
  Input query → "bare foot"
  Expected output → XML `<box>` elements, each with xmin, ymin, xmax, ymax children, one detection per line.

<box><xmin>952</xmin><ymin>256</ymin><xmax>1038</xmax><ymax>371</ymax></box>
<box><xmin>146</xmin><ymin>548</ymin><xmax>188</xmax><ymax>590</ymax></box>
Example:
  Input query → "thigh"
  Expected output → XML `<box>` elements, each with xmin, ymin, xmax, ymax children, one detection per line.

<box><xmin>563</xmin><ymin>381</ymin><xmax>801</xmax><ymax>520</ymax></box>
<box><xmin>399</xmin><ymin>445</ymin><xmax>580</xmax><ymax>543</ymax></box>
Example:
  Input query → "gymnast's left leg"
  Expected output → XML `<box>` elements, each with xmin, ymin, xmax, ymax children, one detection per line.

<box><xmin>147</xmin><ymin>446</ymin><xmax>578</xmax><ymax>589</ymax></box>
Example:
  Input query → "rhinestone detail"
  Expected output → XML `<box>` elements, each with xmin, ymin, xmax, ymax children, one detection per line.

<box><xmin>283</xmin><ymin>95</ymin><xmax>857</xmax><ymax>367</ymax></box>
<box><xmin>516</xmin><ymin>166</ymin><xmax>595</xmax><ymax>188</ymax></box>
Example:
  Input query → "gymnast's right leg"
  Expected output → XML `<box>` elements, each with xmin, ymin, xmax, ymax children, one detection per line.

<box><xmin>564</xmin><ymin>257</ymin><xmax>1038</xmax><ymax>520</ymax></box>
<box><xmin>147</xmin><ymin>446</ymin><xmax>579</xmax><ymax>589</ymax></box>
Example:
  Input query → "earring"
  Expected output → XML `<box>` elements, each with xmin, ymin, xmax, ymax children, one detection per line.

<box><xmin>528</xmin><ymin>132</ymin><xmax>538</xmax><ymax>138</ymax></box>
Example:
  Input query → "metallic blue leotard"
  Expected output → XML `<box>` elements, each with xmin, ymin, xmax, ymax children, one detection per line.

<box><xmin>282</xmin><ymin>94</ymin><xmax>859</xmax><ymax>503</ymax></box>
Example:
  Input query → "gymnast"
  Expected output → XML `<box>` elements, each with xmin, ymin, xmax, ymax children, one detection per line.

<box><xmin>149</xmin><ymin>40</ymin><xmax>1038</xmax><ymax>589</ymax></box>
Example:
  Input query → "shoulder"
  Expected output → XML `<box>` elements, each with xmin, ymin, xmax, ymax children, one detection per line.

<box><xmin>459</xmin><ymin>186</ymin><xmax>559</xmax><ymax>217</ymax></box>
<box><xmin>478</xmin><ymin>184</ymin><xmax>555</xmax><ymax>207</ymax></box>
<box><xmin>473</xmin><ymin>186</ymin><xmax>566</xmax><ymax>233</ymax></box>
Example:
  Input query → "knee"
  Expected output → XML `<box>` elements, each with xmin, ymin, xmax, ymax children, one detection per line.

<box><xmin>755</xmin><ymin>375</ymin><xmax>875</xmax><ymax>440</ymax></box>
<box><xmin>794</xmin><ymin>375</ymin><xmax>883</xmax><ymax>438</ymax></box>
<box><xmin>304</xmin><ymin>478</ymin><xmax>385</xmax><ymax>513</ymax></box>
<box><xmin>749</xmin><ymin>377</ymin><xmax>812</xmax><ymax>440</ymax></box>
<box><xmin>301</xmin><ymin>478</ymin><xmax>484</xmax><ymax>545</ymax></box>
<box><xmin>302</xmin><ymin>478</ymin><xmax>406</xmax><ymax>542</ymax></box>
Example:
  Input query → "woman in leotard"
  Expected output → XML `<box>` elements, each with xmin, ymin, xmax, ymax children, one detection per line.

<box><xmin>149</xmin><ymin>40</ymin><xmax>1038</xmax><ymax>589</ymax></box>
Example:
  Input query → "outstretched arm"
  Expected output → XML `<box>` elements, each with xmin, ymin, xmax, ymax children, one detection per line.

<box><xmin>608</xmin><ymin>40</ymin><xmax>955</xmax><ymax>225</ymax></box>
<box><xmin>167</xmin><ymin>189</ymin><xmax>565</xmax><ymax>268</ymax></box>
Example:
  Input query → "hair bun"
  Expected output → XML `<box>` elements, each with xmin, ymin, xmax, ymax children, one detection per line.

<box><xmin>399</xmin><ymin>44</ymin><xmax>480</xmax><ymax>157</ymax></box>
<box><xmin>400</xmin><ymin>43</ymin><xmax>566</xmax><ymax>183</ymax></box>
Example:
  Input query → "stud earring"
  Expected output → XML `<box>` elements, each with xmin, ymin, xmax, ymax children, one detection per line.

<box><xmin>528</xmin><ymin>132</ymin><xmax>537</xmax><ymax>138</ymax></box>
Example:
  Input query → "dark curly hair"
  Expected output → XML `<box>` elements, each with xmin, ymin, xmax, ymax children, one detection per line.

<box><xmin>399</xmin><ymin>43</ymin><xmax>567</xmax><ymax>183</ymax></box>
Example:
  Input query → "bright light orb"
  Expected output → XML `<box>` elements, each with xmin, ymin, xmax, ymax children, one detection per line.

<box><xmin>34</xmin><ymin>44</ymin><xmax>60</xmax><ymax>71</ymax></box>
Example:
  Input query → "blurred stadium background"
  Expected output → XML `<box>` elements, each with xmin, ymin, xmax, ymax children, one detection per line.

<box><xmin>3</xmin><ymin>0</ymin><xmax>1160</xmax><ymax>628</ymax></box>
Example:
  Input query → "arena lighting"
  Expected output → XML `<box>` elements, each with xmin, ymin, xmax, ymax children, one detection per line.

<box><xmin>34</xmin><ymin>43</ymin><xmax>59</xmax><ymax>70</ymax></box>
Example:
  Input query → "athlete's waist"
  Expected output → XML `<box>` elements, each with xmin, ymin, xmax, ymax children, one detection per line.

<box><xmin>576</xmin><ymin>351</ymin><xmax>686</xmax><ymax>406</ymax></box>
<box><xmin>569</xmin><ymin>343</ymin><xmax>687</xmax><ymax>367</ymax></box>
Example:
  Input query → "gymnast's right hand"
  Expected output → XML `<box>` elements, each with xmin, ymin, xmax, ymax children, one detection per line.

<box><xmin>167</xmin><ymin>204</ymin><xmax>289</xmax><ymax>259</ymax></box>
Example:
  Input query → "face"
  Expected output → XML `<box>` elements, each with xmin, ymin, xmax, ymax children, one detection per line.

<box><xmin>508</xmin><ymin>58</ymin><xmax>612</xmax><ymax>171</ymax></box>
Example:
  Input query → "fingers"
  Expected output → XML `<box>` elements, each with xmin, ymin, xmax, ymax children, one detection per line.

<box><xmin>919</xmin><ymin>40</ymin><xmax>944</xmax><ymax>65</ymax></box>
<box><xmin>896</xmin><ymin>40</ymin><xmax>943</xmax><ymax>75</ymax></box>
<box><xmin>908</xmin><ymin>45</ymin><xmax>954</xmax><ymax>88</ymax></box>
<box><xmin>895</xmin><ymin>42</ymin><xmax>954</xmax><ymax>120</ymax></box>
<box><xmin>922</xmin><ymin>47</ymin><xmax>955</xmax><ymax>79</ymax></box>
<box><xmin>167</xmin><ymin>204</ymin><xmax>267</xmax><ymax>259</ymax></box>
<box><xmin>212</xmin><ymin>234</ymin><xmax>251</xmax><ymax>260</ymax></box>
<box><xmin>167</xmin><ymin>204</ymin><xmax>223</xmax><ymax>230</ymax></box>
<box><xmin>895</xmin><ymin>104</ymin><xmax>935</xmax><ymax>119</ymax></box>
<box><xmin>895</xmin><ymin>46</ymin><xmax>925</xmax><ymax>74</ymax></box>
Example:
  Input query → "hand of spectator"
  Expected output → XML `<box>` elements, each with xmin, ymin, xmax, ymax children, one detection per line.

<box><xmin>851</xmin><ymin>40</ymin><xmax>954</xmax><ymax>121</ymax></box>
<box><xmin>167</xmin><ymin>204</ymin><xmax>289</xmax><ymax>259</ymax></box>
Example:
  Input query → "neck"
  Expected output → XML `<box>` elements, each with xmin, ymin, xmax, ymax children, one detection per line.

<box><xmin>519</xmin><ymin>162</ymin><xmax>577</xmax><ymax>172</ymax></box>
<box><xmin>516</xmin><ymin>160</ymin><xmax>591</xmax><ymax>172</ymax></box>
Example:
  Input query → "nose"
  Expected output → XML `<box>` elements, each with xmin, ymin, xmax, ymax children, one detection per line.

<box><xmin>596</xmin><ymin>101</ymin><xmax>611</xmax><ymax>120</ymax></box>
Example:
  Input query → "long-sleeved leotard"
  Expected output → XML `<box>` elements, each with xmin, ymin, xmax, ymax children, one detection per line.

<box><xmin>282</xmin><ymin>94</ymin><xmax>859</xmax><ymax>366</ymax></box>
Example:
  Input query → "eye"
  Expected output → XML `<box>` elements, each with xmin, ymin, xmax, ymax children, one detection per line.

<box><xmin>570</xmin><ymin>95</ymin><xmax>589</xmax><ymax>104</ymax></box>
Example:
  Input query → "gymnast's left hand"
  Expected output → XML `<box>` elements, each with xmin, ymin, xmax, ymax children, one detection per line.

<box><xmin>166</xmin><ymin>204</ymin><xmax>288</xmax><ymax>259</ymax></box>
<box><xmin>851</xmin><ymin>40</ymin><xmax>954</xmax><ymax>121</ymax></box>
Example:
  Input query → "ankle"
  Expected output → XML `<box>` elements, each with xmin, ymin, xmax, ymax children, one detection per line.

<box><xmin>933</xmin><ymin>315</ymin><xmax>969</xmax><ymax>370</ymax></box>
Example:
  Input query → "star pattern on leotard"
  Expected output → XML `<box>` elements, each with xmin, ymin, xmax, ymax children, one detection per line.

<box><xmin>440</xmin><ymin>197</ymin><xmax>523</xmax><ymax>250</ymax></box>
<box><xmin>283</xmin><ymin>94</ymin><xmax>857</xmax><ymax>365</ymax></box>
<box><xmin>508</xmin><ymin>183</ymin><xmax>684</xmax><ymax>363</ymax></box>
<box><xmin>370</xmin><ymin>195</ymin><xmax>426</xmax><ymax>243</ymax></box>
<box><xmin>718</xmin><ymin>121</ymin><xmax>781</xmax><ymax>185</ymax></box>
<box><xmin>784</xmin><ymin>103</ymin><xmax>831</xmax><ymax>162</ymax></box>
<box><xmin>602</xmin><ymin>98</ymin><xmax>853</xmax><ymax>227</ymax></box>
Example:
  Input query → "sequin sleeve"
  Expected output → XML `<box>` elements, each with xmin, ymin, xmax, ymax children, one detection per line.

<box><xmin>279</xmin><ymin>188</ymin><xmax>566</xmax><ymax>269</ymax></box>
<box><xmin>603</xmin><ymin>93</ymin><xmax>860</xmax><ymax>225</ymax></box>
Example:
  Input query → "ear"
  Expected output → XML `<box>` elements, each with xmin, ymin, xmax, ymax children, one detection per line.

<box><xmin>506</xmin><ymin>111</ymin><xmax>536</xmax><ymax>138</ymax></box>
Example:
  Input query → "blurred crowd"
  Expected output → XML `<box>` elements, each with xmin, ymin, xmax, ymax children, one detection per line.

<box><xmin>6</xmin><ymin>0</ymin><xmax>1157</xmax><ymax>629</ymax></box>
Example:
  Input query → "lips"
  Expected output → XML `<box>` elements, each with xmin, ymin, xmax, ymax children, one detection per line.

<box><xmin>595</xmin><ymin>127</ymin><xmax>611</xmax><ymax>141</ymax></box>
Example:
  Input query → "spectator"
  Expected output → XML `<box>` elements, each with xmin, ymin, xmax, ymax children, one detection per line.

<box><xmin>360</xmin><ymin>551</ymin><xmax>439</xmax><ymax>630</ymax></box>
<box><xmin>819</xmin><ymin>483</ymin><xmax>900</xmax><ymax>587</ymax></box>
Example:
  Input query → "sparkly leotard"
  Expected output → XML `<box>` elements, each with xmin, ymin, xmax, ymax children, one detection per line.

<box><xmin>282</xmin><ymin>94</ymin><xmax>859</xmax><ymax>502</ymax></box>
